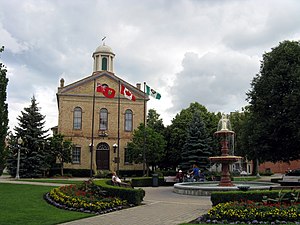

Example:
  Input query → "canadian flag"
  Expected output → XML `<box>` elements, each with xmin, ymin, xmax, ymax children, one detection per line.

<box><xmin>121</xmin><ymin>84</ymin><xmax>136</xmax><ymax>101</ymax></box>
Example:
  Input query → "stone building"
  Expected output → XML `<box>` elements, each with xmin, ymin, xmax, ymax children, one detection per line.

<box><xmin>56</xmin><ymin>44</ymin><xmax>147</xmax><ymax>175</ymax></box>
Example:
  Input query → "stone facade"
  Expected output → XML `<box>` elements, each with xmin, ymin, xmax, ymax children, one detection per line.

<box><xmin>56</xmin><ymin>44</ymin><xmax>147</xmax><ymax>174</ymax></box>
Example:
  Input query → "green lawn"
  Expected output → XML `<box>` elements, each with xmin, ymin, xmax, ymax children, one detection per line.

<box><xmin>18</xmin><ymin>179</ymin><xmax>84</xmax><ymax>185</ymax></box>
<box><xmin>0</xmin><ymin>183</ymin><xmax>92</xmax><ymax>225</ymax></box>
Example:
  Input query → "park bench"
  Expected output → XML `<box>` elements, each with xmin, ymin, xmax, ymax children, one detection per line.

<box><xmin>112</xmin><ymin>181</ymin><xmax>133</xmax><ymax>188</ymax></box>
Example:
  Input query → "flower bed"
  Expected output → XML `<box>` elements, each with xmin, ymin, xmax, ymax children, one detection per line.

<box><xmin>196</xmin><ymin>200</ymin><xmax>300</xmax><ymax>224</ymax></box>
<box><xmin>45</xmin><ymin>180</ymin><xmax>128</xmax><ymax>214</ymax></box>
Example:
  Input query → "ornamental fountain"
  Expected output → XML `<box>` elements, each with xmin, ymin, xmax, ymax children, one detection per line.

<box><xmin>173</xmin><ymin>114</ymin><xmax>280</xmax><ymax>196</ymax></box>
<box><xmin>209</xmin><ymin>114</ymin><xmax>242</xmax><ymax>186</ymax></box>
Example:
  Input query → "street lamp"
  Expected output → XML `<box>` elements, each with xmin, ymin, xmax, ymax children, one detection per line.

<box><xmin>15</xmin><ymin>137</ymin><xmax>23</xmax><ymax>180</ymax></box>
<box><xmin>113</xmin><ymin>143</ymin><xmax>118</xmax><ymax>154</ymax></box>
<box><xmin>112</xmin><ymin>143</ymin><xmax>119</xmax><ymax>174</ymax></box>
<box><xmin>89</xmin><ymin>143</ymin><xmax>94</xmax><ymax>178</ymax></box>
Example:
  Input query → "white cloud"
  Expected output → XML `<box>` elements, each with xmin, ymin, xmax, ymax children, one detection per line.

<box><xmin>1</xmin><ymin>0</ymin><xmax>300</xmax><ymax>130</ymax></box>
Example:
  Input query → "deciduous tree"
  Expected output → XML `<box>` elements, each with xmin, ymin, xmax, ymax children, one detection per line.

<box><xmin>247</xmin><ymin>40</ymin><xmax>300</xmax><ymax>162</ymax></box>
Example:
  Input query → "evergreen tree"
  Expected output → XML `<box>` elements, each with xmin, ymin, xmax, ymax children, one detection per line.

<box><xmin>180</xmin><ymin>110</ymin><xmax>213</xmax><ymax>172</ymax></box>
<box><xmin>7</xmin><ymin>96</ymin><xmax>48</xmax><ymax>177</ymax></box>
<box><xmin>0</xmin><ymin>46</ymin><xmax>9</xmax><ymax>176</ymax></box>
<box><xmin>168</xmin><ymin>102</ymin><xmax>219</xmax><ymax>170</ymax></box>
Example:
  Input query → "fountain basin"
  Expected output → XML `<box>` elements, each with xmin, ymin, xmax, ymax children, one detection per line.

<box><xmin>173</xmin><ymin>181</ymin><xmax>280</xmax><ymax>196</ymax></box>
<box><xmin>209</xmin><ymin>156</ymin><xmax>242</xmax><ymax>163</ymax></box>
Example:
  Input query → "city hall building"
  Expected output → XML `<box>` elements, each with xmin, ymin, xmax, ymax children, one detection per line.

<box><xmin>55</xmin><ymin>44</ymin><xmax>147</xmax><ymax>174</ymax></box>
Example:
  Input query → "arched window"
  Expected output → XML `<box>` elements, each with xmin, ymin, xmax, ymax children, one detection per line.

<box><xmin>124</xmin><ymin>109</ymin><xmax>133</xmax><ymax>131</ymax></box>
<box><xmin>73</xmin><ymin>107</ymin><xmax>82</xmax><ymax>130</ymax></box>
<box><xmin>99</xmin><ymin>108</ymin><xmax>108</xmax><ymax>130</ymax></box>
<box><xmin>102</xmin><ymin>57</ymin><xmax>108</xmax><ymax>71</ymax></box>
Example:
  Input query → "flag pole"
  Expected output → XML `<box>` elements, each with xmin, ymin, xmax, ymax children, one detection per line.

<box><xmin>143</xmin><ymin>82</ymin><xmax>146</xmax><ymax>176</ymax></box>
<box><xmin>117</xmin><ymin>80</ymin><xmax>120</xmax><ymax>175</ymax></box>
<box><xmin>90</xmin><ymin>78</ymin><xmax>96</xmax><ymax>178</ymax></box>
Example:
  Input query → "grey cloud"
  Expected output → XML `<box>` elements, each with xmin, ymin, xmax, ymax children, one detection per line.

<box><xmin>169</xmin><ymin>51</ymin><xmax>260</xmax><ymax>114</ymax></box>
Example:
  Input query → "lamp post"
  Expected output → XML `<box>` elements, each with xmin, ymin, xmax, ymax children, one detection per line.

<box><xmin>89</xmin><ymin>143</ymin><xmax>93</xmax><ymax>178</ymax></box>
<box><xmin>113</xmin><ymin>143</ymin><xmax>117</xmax><ymax>154</ymax></box>
<box><xmin>112</xmin><ymin>143</ymin><xmax>119</xmax><ymax>174</ymax></box>
<box><xmin>15</xmin><ymin>137</ymin><xmax>23</xmax><ymax>180</ymax></box>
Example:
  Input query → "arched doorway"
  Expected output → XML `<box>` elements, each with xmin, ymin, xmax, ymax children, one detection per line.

<box><xmin>96</xmin><ymin>142</ymin><xmax>110</xmax><ymax>170</ymax></box>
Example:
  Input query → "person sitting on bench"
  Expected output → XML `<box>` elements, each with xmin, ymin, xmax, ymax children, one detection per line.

<box><xmin>112</xmin><ymin>172</ymin><xmax>122</xmax><ymax>185</ymax></box>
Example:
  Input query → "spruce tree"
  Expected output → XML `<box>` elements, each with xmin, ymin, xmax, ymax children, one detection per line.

<box><xmin>7</xmin><ymin>96</ymin><xmax>48</xmax><ymax>177</ymax></box>
<box><xmin>180</xmin><ymin>111</ymin><xmax>213</xmax><ymax>172</ymax></box>
<box><xmin>0</xmin><ymin>46</ymin><xmax>9</xmax><ymax>176</ymax></box>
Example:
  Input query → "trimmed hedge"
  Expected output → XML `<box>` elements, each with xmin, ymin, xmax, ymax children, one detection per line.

<box><xmin>49</xmin><ymin>168</ymin><xmax>93</xmax><ymax>177</ymax></box>
<box><xmin>131</xmin><ymin>177</ymin><xmax>166</xmax><ymax>187</ymax></box>
<box><xmin>211</xmin><ymin>190</ymin><xmax>299</xmax><ymax>206</ymax></box>
<box><xmin>93</xmin><ymin>179</ymin><xmax>145</xmax><ymax>205</ymax></box>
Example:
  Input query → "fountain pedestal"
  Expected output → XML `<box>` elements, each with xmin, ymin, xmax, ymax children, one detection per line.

<box><xmin>209</xmin><ymin>117</ymin><xmax>242</xmax><ymax>187</ymax></box>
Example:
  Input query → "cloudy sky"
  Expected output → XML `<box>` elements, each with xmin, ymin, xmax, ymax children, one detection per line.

<box><xmin>1</xmin><ymin>0</ymin><xmax>300</xmax><ymax>133</ymax></box>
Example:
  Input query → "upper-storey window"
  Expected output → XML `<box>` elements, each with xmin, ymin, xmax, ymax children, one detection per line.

<box><xmin>102</xmin><ymin>57</ymin><xmax>108</xmax><ymax>70</ymax></box>
<box><xmin>73</xmin><ymin>107</ymin><xmax>82</xmax><ymax>130</ymax></box>
<box><xmin>100</xmin><ymin>108</ymin><xmax>108</xmax><ymax>130</ymax></box>
<box><xmin>124</xmin><ymin>109</ymin><xmax>133</xmax><ymax>131</ymax></box>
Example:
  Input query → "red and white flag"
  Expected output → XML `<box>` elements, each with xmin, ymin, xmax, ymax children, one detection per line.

<box><xmin>121</xmin><ymin>84</ymin><xmax>136</xmax><ymax>101</ymax></box>
<box><xmin>96</xmin><ymin>83</ymin><xmax>115</xmax><ymax>98</ymax></box>
<box><xmin>96</xmin><ymin>83</ymin><xmax>105</xmax><ymax>93</ymax></box>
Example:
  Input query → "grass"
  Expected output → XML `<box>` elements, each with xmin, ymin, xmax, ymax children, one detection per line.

<box><xmin>18</xmin><ymin>179</ymin><xmax>84</xmax><ymax>185</ymax></box>
<box><xmin>0</xmin><ymin>183</ymin><xmax>92</xmax><ymax>225</ymax></box>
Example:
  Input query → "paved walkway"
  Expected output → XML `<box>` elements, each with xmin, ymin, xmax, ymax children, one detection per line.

<box><xmin>60</xmin><ymin>186</ymin><xmax>211</xmax><ymax>225</ymax></box>
<box><xmin>0</xmin><ymin>176</ymin><xmax>212</xmax><ymax>225</ymax></box>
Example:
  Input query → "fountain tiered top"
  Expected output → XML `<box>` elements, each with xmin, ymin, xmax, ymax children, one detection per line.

<box><xmin>214</xmin><ymin>114</ymin><xmax>234</xmax><ymax>135</ymax></box>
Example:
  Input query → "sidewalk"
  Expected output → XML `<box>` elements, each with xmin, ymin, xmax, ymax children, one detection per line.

<box><xmin>60</xmin><ymin>186</ymin><xmax>211</xmax><ymax>225</ymax></box>
<box><xmin>0</xmin><ymin>175</ymin><xmax>212</xmax><ymax>225</ymax></box>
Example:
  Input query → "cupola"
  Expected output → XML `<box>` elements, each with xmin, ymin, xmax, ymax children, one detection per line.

<box><xmin>92</xmin><ymin>43</ymin><xmax>115</xmax><ymax>73</ymax></box>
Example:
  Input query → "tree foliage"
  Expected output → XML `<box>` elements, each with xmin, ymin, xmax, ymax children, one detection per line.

<box><xmin>46</xmin><ymin>133</ymin><xmax>72</xmax><ymax>176</ymax></box>
<box><xmin>0</xmin><ymin>46</ymin><xmax>8</xmax><ymax>176</ymax></box>
<box><xmin>126</xmin><ymin>123</ymin><xmax>166</xmax><ymax>175</ymax></box>
<box><xmin>6</xmin><ymin>96</ymin><xmax>49</xmax><ymax>177</ymax></box>
<box><xmin>247</xmin><ymin>40</ymin><xmax>300</xmax><ymax>162</ymax></box>
<box><xmin>147</xmin><ymin>109</ymin><xmax>165</xmax><ymax>135</ymax></box>
<box><xmin>166</xmin><ymin>102</ymin><xmax>220</xmax><ymax>169</ymax></box>
<box><xmin>180</xmin><ymin>110</ymin><xmax>213</xmax><ymax>171</ymax></box>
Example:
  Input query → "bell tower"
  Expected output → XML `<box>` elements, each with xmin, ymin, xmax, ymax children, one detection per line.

<box><xmin>92</xmin><ymin>43</ymin><xmax>115</xmax><ymax>73</ymax></box>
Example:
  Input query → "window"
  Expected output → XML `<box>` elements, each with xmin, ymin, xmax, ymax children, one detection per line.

<box><xmin>72</xmin><ymin>146</ymin><xmax>81</xmax><ymax>164</ymax></box>
<box><xmin>99</xmin><ymin>108</ymin><xmax>108</xmax><ymax>130</ymax></box>
<box><xmin>102</xmin><ymin>57</ymin><xmax>108</xmax><ymax>70</ymax></box>
<box><xmin>73</xmin><ymin>107</ymin><xmax>82</xmax><ymax>130</ymax></box>
<box><xmin>124</xmin><ymin>147</ymin><xmax>132</xmax><ymax>164</ymax></box>
<box><xmin>124</xmin><ymin>109</ymin><xmax>133</xmax><ymax>131</ymax></box>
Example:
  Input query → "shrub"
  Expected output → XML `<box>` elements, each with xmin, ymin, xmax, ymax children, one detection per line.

<box><xmin>49</xmin><ymin>168</ymin><xmax>93</xmax><ymax>177</ymax></box>
<box><xmin>211</xmin><ymin>190</ymin><xmax>300</xmax><ymax>206</ymax></box>
<box><xmin>93</xmin><ymin>179</ymin><xmax>145</xmax><ymax>205</ymax></box>
<box><xmin>131</xmin><ymin>177</ymin><xmax>165</xmax><ymax>187</ymax></box>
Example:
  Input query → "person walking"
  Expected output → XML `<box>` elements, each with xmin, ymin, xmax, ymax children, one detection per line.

<box><xmin>189</xmin><ymin>164</ymin><xmax>200</xmax><ymax>181</ymax></box>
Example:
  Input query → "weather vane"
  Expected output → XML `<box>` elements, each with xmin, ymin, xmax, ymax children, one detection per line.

<box><xmin>101</xmin><ymin>36</ymin><xmax>106</xmax><ymax>45</ymax></box>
